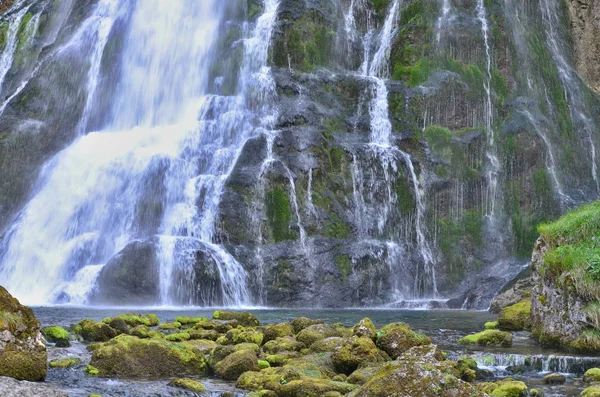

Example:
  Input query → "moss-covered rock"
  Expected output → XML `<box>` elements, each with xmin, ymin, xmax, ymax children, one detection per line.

<box><xmin>262</xmin><ymin>322</ymin><xmax>294</xmax><ymax>343</ymax></box>
<box><xmin>213</xmin><ymin>311</ymin><xmax>259</xmax><ymax>327</ymax></box>
<box><xmin>237</xmin><ymin>366</ymin><xmax>301</xmax><ymax>391</ymax></box>
<box><xmin>110</xmin><ymin>314</ymin><xmax>159</xmax><ymax>327</ymax></box>
<box><xmin>459</xmin><ymin>330</ymin><xmax>513</xmax><ymax>347</ymax></box>
<box><xmin>89</xmin><ymin>335</ymin><xmax>207</xmax><ymax>377</ymax></box>
<box><xmin>309</xmin><ymin>337</ymin><xmax>345</xmax><ymax>353</ymax></box>
<box><xmin>347</xmin><ymin>365</ymin><xmax>384</xmax><ymax>385</ymax></box>
<box><xmin>584</xmin><ymin>368</ymin><xmax>600</xmax><ymax>383</ymax></box>
<box><xmin>543</xmin><ymin>372</ymin><xmax>565</xmax><ymax>384</ymax></box>
<box><xmin>85</xmin><ymin>365</ymin><xmax>99</xmax><ymax>376</ymax></box>
<box><xmin>0</xmin><ymin>286</ymin><xmax>47</xmax><ymax>381</ymax></box>
<box><xmin>375</xmin><ymin>323</ymin><xmax>431</xmax><ymax>359</ymax></box>
<box><xmin>214</xmin><ymin>349</ymin><xmax>259</xmax><ymax>380</ymax></box>
<box><xmin>187</xmin><ymin>339</ymin><xmax>218</xmax><ymax>354</ymax></box>
<box><xmin>498</xmin><ymin>300</ymin><xmax>532</xmax><ymax>331</ymax></box>
<box><xmin>484</xmin><ymin>321</ymin><xmax>499</xmax><ymax>329</ymax></box>
<box><xmin>456</xmin><ymin>358</ymin><xmax>478</xmax><ymax>382</ymax></box>
<box><xmin>297</xmin><ymin>324</ymin><xmax>342</xmax><ymax>347</ymax></box>
<box><xmin>42</xmin><ymin>326</ymin><xmax>70</xmax><ymax>347</ymax></box>
<box><xmin>352</xmin><ymin>318</ymin><xmax>376</xmax><ymax>339</ymax></box>
<box><xmin>159</xmin><ymin>321</ymin><xmax>181</xmax><ymax>330</ymax></box>
<box><xmin>582</xmin><ymin>386</ymin><xmax>600</xmax><ymax>397</ymax></box>
<box><xmin>49</xmin><ymin>357</ymin><xmax>80</xmax><ymax>368</ymax></box>
<box><xmin>168</xmin><ymin>378</ymin><xmax>206</xmax><ymax>392</ymax></box>
<box><xmin>275</xmin><ymin>379</ymin><xmax>357</xmax><ymax>397</ymax></box>
<box><xmin>258</xmin><ymin>359</ymin><xmax>270</xmax><ymax>369</ymax></box>
<box><xmin>290</xmin><ymin>317</ymin><xmax>323</xmax><ymax>334</ymax></box>
<box><xmin>263</xmin><ymin>336</ymin><xmax>304</xmax><ymax>354</ymax></box>
<box><xmin>233</xmin><ymin>329</ymin><xmax>264</xmax><ymax>346</ymax></box>
<box><xmin>347</xmin><ymin>345</ymin><xmax>486</xmax><ymax>397</ymax></box>
<box><xmin>73</xmin><ymin>319</ymin><xmax>118</xmax><ymax>342</ymax></box>
<box><xmin>129</xmin><ymin>325</ymin><xmax>151</xmax><ymax>338</ymax></box>
<box><xmin>477</xmin><ymin>378</ymin><xmax>528</xmax><ymax>397</ymax></box>
<box><xmin>165</xmin><ymin>332</ymin><xmax>191</xmax><ymax>342</ymax></box>
<box><xmin>332</xmin><ymin>336</ymin><xmax>389</xmax><ymax>375</ymax></box>
<box><xmin>265</xmin><ymin>354</ymin><xmax>289</xmax><ymax>367</ymax></box>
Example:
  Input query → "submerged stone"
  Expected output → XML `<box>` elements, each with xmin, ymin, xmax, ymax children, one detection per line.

<box><xmin>168</xmin><ymin>378</ymin><xmax>206</xmax><ymax>392</ymax></box>
<box><xmin>49</xmin><ymin>357</ymin><xmax>80</xmax><ymax>368</ymax></box>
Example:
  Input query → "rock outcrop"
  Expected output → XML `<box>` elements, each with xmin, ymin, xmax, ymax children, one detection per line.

<box><xmin>568</xmin><ymin>0</ymin><xmax>600</xmax><ymax>93</ymax></box>
<box><xmin>0</xmin><ymin>376</ymin><xmax>66</xmax><ymax>397</ymax></box>
<box><xmin>0</xmin><ymin>286</ymin><xmax>46</xmax><ymax>381</ymax></box>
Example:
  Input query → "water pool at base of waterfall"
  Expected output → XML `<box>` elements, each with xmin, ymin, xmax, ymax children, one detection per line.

<box><xmin>34</xmin><ymin>307</ymin><xmax>598</xmax><ymax>396</ymax></box>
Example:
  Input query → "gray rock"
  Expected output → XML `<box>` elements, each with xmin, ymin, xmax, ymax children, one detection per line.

<box><xmin>0</xmin><ymin>377</ymin><xmax>67</xmax><ymax>397</ymax></box>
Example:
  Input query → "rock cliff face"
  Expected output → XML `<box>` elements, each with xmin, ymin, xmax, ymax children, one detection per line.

<box><xmin>0</xmin><ymin>0</ymin><xmax>599</xmax><ymax>308</ymax></box>
<box><xmin>568</xmin><ymin>0</ymin><xmax>600</xmax><ymax>93</ymax></box>
<box><xmin>0</xmin><ymin>286</ymin><xmax>46</xmax><ymax>380</ymax></box>
<box><xmin>530</xmin><ymin>202</ymin><xmax>600</xmax><ymax>351</ymax></box>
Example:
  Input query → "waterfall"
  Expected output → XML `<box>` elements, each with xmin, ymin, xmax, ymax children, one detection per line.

<box><xmin>0</xmin><ymin>0</ymin><xmax>281</xmax><ymax>306</ymax></box>
<box><xmin>0</xmin><ymin>5</ymin><xmax>31</xmax><ymax>93</ymax></box>
<box><xmin>539</xmin><ymin>0</ymin><xmax>600</xmax><ymax>197</ymax></box>
<box><xmin>348</xmin><ymin>0</ymin><xmax>437</xmax><ymax>298</ymax></box>
<box><xmin>476</xmin><ymin>0</ymin><xmax>500</xmax><ymax>219</ymax></box>
<box><xmin>435</xmin><ymin>0</ymin><xmax>451</xmax><ymax>44</ymax></box>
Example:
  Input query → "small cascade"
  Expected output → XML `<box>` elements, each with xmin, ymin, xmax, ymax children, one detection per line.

<box><xmin>461</xmin><ymin>352</ymin><xmax>600</xmax><ymax>376</ymax></box>
<box><xmin>306</xmin><ymin>169</ymin><xmax>318</xmax><ymax>220</ymax></box>
<box><xmin>539</xmin><ymin>0</ymin><xmax>600</xmax><ymax>197</ymax></box>
<box><xmin>476</xmin><ymin>0</ymin><xmax>500</xmax><ymax>220</ymax></box>
<box><xmin>284</xmin><ymin>168</ymin><xmax>307</xmax><ymax>249</ymax></box>
<box><xmin>0</xmin><ymin>6</ymin><xmax>31</xmax><ymax>93</ymax></box>
<box><xmin>435</xmin><ymin>0</ymin><xmax>452</xmax><ymax>44</ymax></box>
<box><xmin>347</xmin><ymin>0</ymin><xmax>437</xmax><ymax>297</ymax></box>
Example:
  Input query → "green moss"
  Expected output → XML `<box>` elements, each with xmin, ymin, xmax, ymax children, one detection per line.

<box><xmin>212</xmin><ymin>311</ymin><xmax>259</xmax><ymax>327</ymax></box>
<box><xmin>335</xmin><ymin>255</ymin><xmax>351</xmax><ymax>282</ymax></box>
<box><xmin>165</xmin><ymin>332</ymin><xmax>191</xmax><ymax>342</ymax></box>
<box><xmin>584</xmin><ymin>367</ymin><xmax>600</xmax><ymax>383</ymax></box>
<box><xmin>159</xmin><ymin>321</ymin><xmax>182</xmax><ymax>330</ymax></box>
<box><xmin>484</xmin><ymin>321</ymin><xmax>498</xmax><ymax>330</ymax></box>
<box><xmin>85</xmin><ymin>365</ymin><xmax>100</xmax><ymax>376</ymax></box>
<box><xmin>582</xmin><ymin>386</ymin><xmax>600</xmax><ymax>397</ymax></box>
<box><xmin>176</xmin><ymin>316</ymin><xmax>208</xmax><ymax>325</ymax></box>
<box><xmin>372</xmin><ymin>0</ymin><xmax>391</xmax><ymax>14</ymax></box>
<box><xmin>571</xmin><ymin>328</ymin><xmax>600</xmax><ymax>352</ymax></box>
<box><xmin>49</xmin><ymin>357</ymin><xmax>80</xmax><ymax>368</ymax></box>
<box><xmin>332</xmin><ymin>336</ymin><xmax>389</xmax><ymax>375</ymax></box>
<box><xmin>0</xmin><ymin>23</ymin><xmax>8</xmax><ymax>51</ymax></box>
<box><xmin>459</xmin><ymin>330</ymin><xmax>512</xmax><ymax>347</ymax></box>
<box><xmin>266</xmin><ymin>187</ymin><xmax>293</xmax><ymax>242</ymax></box>
<box><xmin>498</xmin><ymin>300</ymin><xmax>531</xmax><ymax>331</ymax></box>
<box><xmin>375</xmin><ymin>323</ymin><xmax>431</xmax><ymax>359</ymax></box>
<box><xmin>111</xmin><ymin>314</ymin><xmax>159</xmax><ymax>327</ymax></box>
<box><xmin>491</xmin><ymin>69</ymin><xmax>508</xmax><ymax>104</ymax></box>
<box><xmin>168</xmin><ymin>378</ymin><xmax>206</xmax><ymax>392</ymax></box>
<box><xmin>42</xmin><ymin>325</ymin><xmax>70</xmax><ymax>347</ymax></box>
<box><xmin>16</xmin><ymin>12</ymin><xmax>33</xmax><ymax>51</ymax></box>
<box><xmin>258</xmin><ymin>360</ymin><xmax>271</xmax><ymax>369</ymax></box>
<box><xmin>479</xmin><ymin>379</ymin><xmax>528</xmax><ymax>397</ymax></box>
<box><xmin>539</xmin><ymin>201</ymin><xmax>600</xmax><ymax>248</ymax></box>
<box><xmin>215</xmin><ymin>349</ymin><xmax>259</xmax><ymax>380</ymax></box>
<box><xmin>324</xmin><ymin>213</ymin><xmax>351</xmax><ymax>239</ymax></box>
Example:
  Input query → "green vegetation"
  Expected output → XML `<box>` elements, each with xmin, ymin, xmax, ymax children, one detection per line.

<box><xmin>16</xmin><ymin>12</ymin><xmax>33</xmax><ymax>51</ymax></box>
<box><xmin>335</xmin><ymin>254</ymin><xmax>352</xmax><ymax>282</ymax></box>
<box><xmin>498</xmin><ymin>300</ymin><xmax>531</xmax><ymax>331</ymax></box>
<box><xmin>0</xmin><ymin>23</ymin><xmax>8</xmax><ymax>51</ymax></box>
<box><xmin>266</xmin><ymin>187</ymin><xmax>293</xmax><ymax>242</ymax></box>
<box><xmin>372</xmin><ymin>0</ymin><xmax>391</xmax><ymax>14</ymax></box>
<box><xmin>168</xmin><ymin>378</ymin><xmax>206</xmax><ymax>393</ymax></box>
<box><xmin>459</xmin><ymin>330</ymin><xmax>512</xmax><ymax>347</ymax></box>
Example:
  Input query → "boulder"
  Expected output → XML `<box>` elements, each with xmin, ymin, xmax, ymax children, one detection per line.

<box><xmin>290</xmin><ymin>317</ymin><xmax>323</xmax><ymax>334</ymax></box>
<box><xmin>584</xmin><ymin>368</ymin><xmax>600</xmax><ymax>383</ymax></box>
<box><xmin>275</xmin><ymin>379</ymin><xmax>357</xmax><ymax>397</ymax></box>
<box><xmin>89</xmin><ymin>335</ymin><xmax>207</xmax><ymax>377</ymax></box>
<box><xmin>214</xmin><ymin>349</ymin><xmax>259</xmax><ymax>380</ymax></box>
<box><xmin>263</xmin><ymin>336</ymin><xmax>304</xmax><ymax>354</ymax></box>
<box><xmin>332</xmin><ymin>336</ymin><xmax>389</xmax><ymax>375</ymax></box>
<box><xmin>543</xmin><ymin>372</ymin><xmax>565</xmax><ymax>385</ymax></box>
<box><xmin>477</xmin><ymin>378</ymin><xmax>527</xmax><ymax>396</ymax></box>
<box><xmin>459</xmin><ymin>330</ymin><xmax>512</xmax><ymax>347</ymax></box>
<box><xmin>72</xmin><ymin>319</ymin><xmax>117</xmax><ymax>342</ymax></box>
<box><xmin>498</xmin><ymin>300</ymin><xmax>531</xmax><ymax>331</ymax></box>
<box><xmin>352</xmin><ymin>318</ymin><xmax>376</xmax><ymax>339</ymax></box>
<box><xmin>297</xmin><ymin>324</ymin><xmax>342</xmax><ymax>347</ymax></box>
<box><xmin>41</xmin><ymin>326</ymin><xmax>70</xmax><ymax>347</ymax></box>
<box><xmin>346</xmin><ymin>345</ymin><xmax>487</xmax><ymax>397</ymax></box>
<box><xmin>0</xmin><ymin>286</ymin><xmax>47</xmax><ymax>381</ymax></box>
<box><xmin>0</xmin><ymin>376</ymin><xmax>67</xmax><ymax>396</ymax></box>
<box><xmin>168</xmin><ymin>378</ymin><xmax>206</xmax><ymax>393</ymax></box>
<box><xmin>213</xmin><ymin>311</ymin><xmax>259</xmax><ymax>327</ymax></box>
<box><xmin>375</xmin><ymin>323</ymin><xmax>431</xmax><ymax>359</ymax></box>
<box><xmin>262</xmin><ymin>322</ymin><xmax>294</xmax><ymax>343</ymax></box>
<box><xmin>489</xmin><ymin>273</ymin><xmax>533</xmax><ymax>314</ymax></box>
<box><xmin>583</xmin><ymin>386</ymin><xmax>600</xmax><ymax>397</ymax></box>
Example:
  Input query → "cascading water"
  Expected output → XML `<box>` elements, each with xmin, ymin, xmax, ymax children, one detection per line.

<box><xmin>476</xmin><ymin>0</ymin><xmax>500</xmax><ymax>220</ymax></box>
<box><xmin>348</xmin><ymin>0</ymin><xmax>437</xmax><ymax>298</ymax></box>
<box><xmin>0</xmin><ymin>5</ymin><xmax>31</xmax><ymax>93</ymax></box>
<box><xmin>0</xmin><ymin>0</ymin><xmax>281</xmax><ymax>306</ymax></box>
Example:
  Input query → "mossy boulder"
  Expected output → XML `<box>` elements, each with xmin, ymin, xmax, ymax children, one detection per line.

<box><xmin>498</xmin><ymin>300</ymin><xmax>532</xmax><ymax>331</ymax></box>
<box><xmin>290</xmin><ymin>317</ymin><xmax>323</xmax><ymax>334</ymax></box>
<box><xmin>585</xmin><ymin>368</ymin><xmax>600</xmax><ymax>383</ymax></box>
<box><xmin>176</xmin><ymin>316</ymin><xmax>208</xmax><ymax>326</ymax></box>
<box><xmin>110</xmin><ymin>314</ymin><xmax>159</xmax><ymax>327</ymax></box>
<box><xmin>352</xmin><ymin>318</ymin><xmax>376</xmax><ymax>339</ymax></box>
<box><xmin>42</xmin><ymin>326</ymin><xmax>70</xmax><ymax>347</ymax></box>
<box><xmin>529</xmin><ymin>389</ymin><xmax>544</xmax><ymax>397</ymax></box>
<box><xmin>165</xmin><ymin>332</ymin><xmax>190</xmax><ymax>342</ymax></box>
<box><xmin>265</xmin><ymin>354</ymin><xmax>289</xmax><ymax>367</ymax></box>
<box><xmin>187</xmin><ymin>339</ymin><xmax>218</xmax><ymax>354</ymax></box>
<box><xmin>73</xmin><ymin>319</ymin><xmax>117</xmax><ymax>342</ymax></box>
<box><xmin>375</xmin><ymin>322</ymin><xmax>431</xmax><ymax>359</ymax></box>
<box><xmin>0</xmin><ymin>286</ymin><xmax>47</xmax><ymax>381</ymax></box>
<box><xmin>129</xmin><ymin>325</ymin><xmax>150</xmax><ymax>338</ymax></box>
<box><xmin>262</xmin><ymin>322</ymin><xmax>294</xmax><ymax>343</ymax></box>
<box><xmin>263</xmin><ymin>336</ymin><xmax>304</xmax><ymax>354</ymax></box>
<box><xmin>456</xmin><ymin>358</ymin><xmax>478</xmax><ymax>382</ymax></box>
<box><xmin>332</xmin><ymin>336</ymin><xmax>389</xmax><ymax>375</ymax></box>
<box><xmin>484</xmin><ymin>321</ymin><xmax>499</xmax><ymax>330</ymax></box>
<box><xmin>347</xmin><ymin>345</ymin><xmax>486</xmax><ymax>397</ymax></box>
<box><xmin>49</xmin><ymin>357</ymin><xmax>80</xmax><ymax>368</ymax></box>
<box><xmin>583</xmin><ymin>386</ymin><xmax>600</xmax><ymax>397</ymax></box>
<box><xmin>477</xmin><ymin>379</ymin><xmax>528</xmax><ymax>397</ymax></box>
<box><xmin>258</xmin><ymin>359</ymin><xmax>270</xmax><ymax>369</ymax></box>
<box><xmin>237</xmin><ymin>366</ymin><xmax>302</xmax><ymax>391</ymax></box>
<box><xmin>543</xmin><ymin>372</ymin><xmax>565</xmax><ymax>384</ymax></box>
<box><xmin>214</xmin><ymin>349</ymin><xmax>259</xmax><ymax>380</ymax></box>
<box><xmin>213</xmin><ymin>311</ymin><xmax>259</xmax><ymax>327</ymax></box>
<box><xmin>233</xmin><ymin>329</ymin><xmax>264</xmax><ymax>346</ymax></box>
<box><xmin>89</xmin><ymin>335</ymin><xmax>207</xmax><ymax>377</ymax></box>
<box><xmin>297</xmin><ymin>324</ymin><xmax>342</xmax><ymax>347</ymax></box>
<box><xmin>168</xmin><ymin>378</ymin><xmax>206</xmax><ymax>392</ymax></box>
<box><xmin>459</xmin><ymin>330</ymin><xmax>513</xmax><ymax>347</ymax></box>
<box><xmin>347</xmin><ymin>365</ymin><xmax>384</xmax><ymax>385</ymax></box>
<box><xmin>310</xmin><ymin>337</ymin><xmax>345</xmax><ymax>353</ymax></box>
<box><xmin>159</xmin><ymin>321</ymin><xmax>181</xmax><ymax>330</ymax></box>
<box><xmin>275</xmin><ymin>379</ymin><xmax>357</xmax><ymax>397</ymax></box>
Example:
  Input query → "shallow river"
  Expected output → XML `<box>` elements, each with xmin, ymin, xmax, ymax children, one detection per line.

<box><xmin>32</xmin><ymin>307</ymin><xmax>597</xmax><ymax>396</ymax></box>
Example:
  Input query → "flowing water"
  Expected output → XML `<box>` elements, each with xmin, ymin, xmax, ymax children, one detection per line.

<box><xmin>0</xmin><ymin>0</ymin><xmax>281</xmax><ymax>306</ymax></box>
